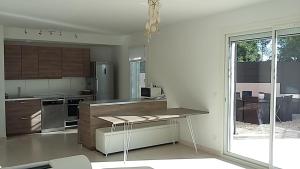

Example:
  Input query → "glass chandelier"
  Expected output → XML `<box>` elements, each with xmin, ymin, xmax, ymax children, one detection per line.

<box><xmin>145</xmin><ymin>0</ymin><xmax>160</xmax><ymax>39</ymax></box>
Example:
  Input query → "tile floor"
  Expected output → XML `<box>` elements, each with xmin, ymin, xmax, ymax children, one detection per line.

<box><xmin>0</xmin><ymin>130</ymin><xmax>246</xmax><ymax>169</ymax></box>
<box><xmin>232</xmin><ymin>115</ymin><xmax>300</xmax><ymax>168</ymax></box>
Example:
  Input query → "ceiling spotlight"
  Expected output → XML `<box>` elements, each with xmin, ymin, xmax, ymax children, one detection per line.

<box><xmin>49</xmin><ymin>30</ymin><xmax>55</xmax><ymax>35</ymax></box>
<box><xmin>38</xmin><ymin>30</ymin><xmax>42</xmax><ymax>36</ymax></box>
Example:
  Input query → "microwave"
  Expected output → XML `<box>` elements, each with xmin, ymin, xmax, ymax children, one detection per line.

<box><xmin>141</xmin><ymin>87</ymin><xmax>162</xmax><ymax>98</ymax></box>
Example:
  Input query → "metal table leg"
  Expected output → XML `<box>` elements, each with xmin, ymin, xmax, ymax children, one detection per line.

<box><xmin>123</xmin><ymin>122</ymin><xmax>133</xmax><ymax>163</ymax></box>
<box><xmin>186</xmin><ymin>116</ymin><xmax>198</xmax><ymax>153</ymax></box>
<box><xmin>169</xmin><ymin>119</ymin><xmax>176</xmax><ymax>144</ymax></box>
<box><xmin>123</xmin><ymin>122</ymin><xmax>128</xmax><ymax>163</ymax></box>
<box><xmin>106</xmin><ymin>124</ymin><xmax>115</xmax><ymax>157</ymax></box>
<box><xmin>126</xmin><ymin>123</ymin><xmax>133</xmax><ymax>157</ymax></box>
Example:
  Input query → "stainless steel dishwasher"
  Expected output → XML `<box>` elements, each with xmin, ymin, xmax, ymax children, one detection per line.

<box><xmin>41</xmin><ymin>98</ymin><xmax>65</xmax><ymax>132</ymax></box>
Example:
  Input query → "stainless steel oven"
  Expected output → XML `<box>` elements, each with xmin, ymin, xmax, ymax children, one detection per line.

<box><xmin>65</xmin><ymin>98</ymin><xmax>84</xmax><ymax>128</ymax></box>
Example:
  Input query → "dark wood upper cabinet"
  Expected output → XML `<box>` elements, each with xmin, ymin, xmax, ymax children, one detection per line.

<box><xmin>82</xmin><ymin>48</ymin><xmax>91</xmax><ymax>77</ymax></box>
<box><xmin>21</xmin><ymin>46</ymin><xmax>39</xmax><ymax>79</ymax></box>
<box><xmin>62</xmin><ymin>48</ymin><xmax>84</xmax><ymax>77</ymax></box>
<box><xmin>4</xmin><ymin>45</ymin><xmax>22</xmax><ymax>80</ymax></box>
<box><xmin>38</xmin><ymin>47</ymin><xmax>62</xmax><ymax>79</ymax></box>
<box><xmin>4</xmin><ymin>44</ymin><xmax>90</xmax><ymax>79</ymax></box>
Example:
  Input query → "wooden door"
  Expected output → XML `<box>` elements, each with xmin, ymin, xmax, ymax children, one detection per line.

<box><xmin>82</xmin><ymin>48</ymin><xmax>90</xmax><ymax>77</ymax></box>
<box><xmin>4</xmin><ymin>45</ymin><xmax>22</xmax><ymax>80</ymax></box>
<box><xmin>21</xmin><ymin>45</ymin><xmax>39</xmax><ymax>79</ymax></box>
<box><xmin>38</xmin><ymin>47</ymin><xmax>62</xmax><ymax>79</ymax></box>
<box><xmin>62</xmin><ymin>48</ymin><xmax>83</xmax><ymax>77</ymax></box>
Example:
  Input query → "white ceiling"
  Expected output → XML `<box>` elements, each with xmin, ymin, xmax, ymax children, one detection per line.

<box><xmin>0</xmin><ymin>0</ymin><xmax>272</xmax><ymax>35</ymax></box>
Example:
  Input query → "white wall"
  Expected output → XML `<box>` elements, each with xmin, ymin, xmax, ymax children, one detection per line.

<box><xmin>129</xmin><ymin>46</ymin><xmax>145</xmax><ymax>60</ymax></box>
<box><xmin>113</xmin><ymin>43</ymin><xmax>130</xmax><ymax>99</ymax></box>
<box><xmin>90</xmin><ymin>46</ymin><xmax>115</xmax><ymax>63</ymax></box>
<box><xmin>236</xmin><ymin>83</ymin><xmax>281</xmax><ymax>97</ymax></box>
<box><xmin>129</xmin><ymin>0</ymin><xmax>300</xmax><ymax>152</ymax></box>
<box><xmin>0</xmin><ymin>25</ymin><xmax>6</xmax><ymax>138</ymax></box>
<box><xmin>5</xmin><ymin>77</ymin><xmax>86</xmax><ymax>97</ymax></box>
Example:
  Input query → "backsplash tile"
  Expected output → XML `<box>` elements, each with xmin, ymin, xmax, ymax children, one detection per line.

<box><xmin>5</xmin><ymin>80</ymin><xmax>26</xmax><ymax>96</ymax></box>
<box><xmin>5</xmin><ymin>78</ymin><xmax>86</xmax><ymax>97</ymax></box>
<box><xmin>25</xmin><ymin>79</ymin><xmax>49</xmax><ymax>95</ymax></box>
<box><xmin>49</xmin><ymin>78</ymin><xmax>70</xmax><ymax>94</ymax></box>
<box><xmin>70</xmin><ymin>77</ymin><xmax>86</xmax><ymax>91</ymax></box>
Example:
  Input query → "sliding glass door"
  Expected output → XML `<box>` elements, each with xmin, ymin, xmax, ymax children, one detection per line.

<box><xmin>274</xmin><ymin>28</ymin><xmax>300</xmax><ymax>169</ymax></box>
<box><xmin>228</xmin><ymin>32</ymin><xmax>273</xmax><ymax>164</ymax></box>
<box><xmin>227</xmin><ymin>26</ymin><xmax>300</xmax><ymax>168</ymax></box>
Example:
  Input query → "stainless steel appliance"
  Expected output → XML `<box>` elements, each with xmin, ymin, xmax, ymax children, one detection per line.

<box><xmin>88</xmin><ymin>62</ymin><xmax>114</xmax><ymax>100</ymax></box>
<box><xmin>41</xmin><ymin>98</ymin><xmax>65</xmax><ymax>132</ymax></box>
<box><xmin>65</xmin><ymin>97</ymin><xmax>84</xmax><ymax>128</ymax></box>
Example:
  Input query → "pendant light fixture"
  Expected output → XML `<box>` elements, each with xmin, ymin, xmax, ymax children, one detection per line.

<box><xmin>145</xmin><ymin>0</ymin><xmax>160</xmax><ymax>40</ymax></box>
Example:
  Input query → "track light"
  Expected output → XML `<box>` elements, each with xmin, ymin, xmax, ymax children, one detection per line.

<box><xmin>38</xmin><ymin>30</ymin><xmax>42</xmax><ymax>36</ymax></box>
<box><xmin>49</xmin><ymin>30</ymin><xmax>55</xmax><ymax>35</ymax></box>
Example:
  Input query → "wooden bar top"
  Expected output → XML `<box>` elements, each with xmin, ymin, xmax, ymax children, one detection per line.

<box><xmin>94</xmin><ymin>108</ymin><xmax>209</xmax><ymax>117</ymax></box>
<box><xmin>81</xmin><ymin>98</ymin><xmax>167</xmax><ymax>106</ymax></box>
<box><xmin>95</xmin><ymin>108</ymin><xmax>208</xmax><ymax>125</ymax></box>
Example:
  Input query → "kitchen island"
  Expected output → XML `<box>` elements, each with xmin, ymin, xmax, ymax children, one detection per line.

<box><xmin>78</xmin><ymin>99</ymin><xmax>167</xmax><ymax>149</ymax></box>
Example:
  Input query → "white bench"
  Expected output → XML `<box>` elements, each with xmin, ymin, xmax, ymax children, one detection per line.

<box><xmin>95</xmin><ymin>121</ymin><xmax>179</xmax><ymax>155</ymax></box>
<box><xmin>94</xmin><ymin>108</ymin><xmax>208</xmax><ymax>162</ymax></box>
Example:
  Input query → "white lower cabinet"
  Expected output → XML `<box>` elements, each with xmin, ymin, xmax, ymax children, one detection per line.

<box><xmin>95</xmin><ymin>122</ymin><xmax>179</xmax><ymax>155</ymax></box>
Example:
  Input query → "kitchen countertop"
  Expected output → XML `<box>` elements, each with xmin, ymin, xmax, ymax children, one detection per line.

<box><xmin>5</xmin><ymin>94</ymin><xmax>93</xmax><ymax>102</ymax></box>
<box><xmin>82</xmin><ymin>98</ymin><xmax>167</xmax><ymax>107</ymax></box>
<box><xmin>65</xmin><ymin>95</ymin><xmax>94</xmax><ymax>98</ymax></box>
<box><xmin>5</xmin><ymin>97</ymin><xmax>42</xmax><ymax>102</ymax></box>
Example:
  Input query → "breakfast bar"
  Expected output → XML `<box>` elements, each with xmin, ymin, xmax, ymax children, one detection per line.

<box><xmin>95</xmin><ymin>108</ymin><xmax>209</xmax><ymax>162</ymax></box>
<box><xmin>78</xmin><ymin>99</ymin><xmax>167</xmax><ymax>149</ymax></box>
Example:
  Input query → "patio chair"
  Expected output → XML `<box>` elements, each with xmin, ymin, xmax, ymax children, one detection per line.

<box><xmin>276</xmin><ymin>95</ymin><xmax>293</xmax><ymax>122</ymax></box>
<box><xmin>243</xmin><ymin>96</ymin><xmax>270</xmax><ymax>124</ymax></box>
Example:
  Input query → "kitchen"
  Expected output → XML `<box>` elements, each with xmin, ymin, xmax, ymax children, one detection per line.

<box><xmin>4</xmin><ymin>41</ymin><xmax>118</xmax><ymax>136</ymax></box>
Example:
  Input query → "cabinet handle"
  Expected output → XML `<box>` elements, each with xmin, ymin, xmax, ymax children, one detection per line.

<box><xmin>20</xmin><ymin>117</ymin><xmax>29</xmax><ymax>120</ymax></box>
<box><xmin>96</xmin><ymin>79</ymin><xmax>99</xmax><ymax>93</ymax></box>
<box><xmin>20</xmin><ymin>101</ymin><xmax>26</xmax><ymax>104</ymax></box>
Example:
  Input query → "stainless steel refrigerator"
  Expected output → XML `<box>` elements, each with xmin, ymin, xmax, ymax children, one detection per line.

<box><xmin>88</xmin><ymin>62</ymin><xmax>114</xmax><ymax>100</ymax></box>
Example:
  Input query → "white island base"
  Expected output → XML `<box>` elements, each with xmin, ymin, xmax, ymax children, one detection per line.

<box><xmin>95</xmin><ymin>122</ymin><xmax>179</xmax><ymax>156</ymax></box>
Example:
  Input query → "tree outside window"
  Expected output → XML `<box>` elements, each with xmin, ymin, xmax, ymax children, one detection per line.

<box><xmin>237</xmin><ymin>34</ymin><xmax>300</xmax><ymax>62</ymax></box>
